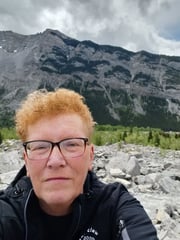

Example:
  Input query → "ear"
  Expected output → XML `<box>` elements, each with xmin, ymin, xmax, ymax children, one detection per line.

<box><xmin>23</xmin><ymin>151</ymin><xmax>30</xmax><ymax>177</ymax></box>
<box><xmin>88</xmin><ymin>144</ymin><xmax>94</xmax><ymax>171</ymax></box>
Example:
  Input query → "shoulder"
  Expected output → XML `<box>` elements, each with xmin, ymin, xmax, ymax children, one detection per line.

<box><xmin>89</xmin><ymin>172</ymin><xmax>158</xmax><ymax>239</ymax></box>
<box><xmin>88</xmin><ymin>171</ymin><xmax>139</xmax><ymax>214</ymax></box>
<box><xmin>0</xmin><ymin>174</ymin><xmax>32</xmax><ymax>239</ymax></box>
<box><xmin>0</xmin><ymin>166</ymin><xmax>31</xmax><ymax>199</ymax></box>
<box><xmin>0</xmin><ymin>200</ymin><xmax>25</xmax><ymax>239</ymax></box>
<box><xmin>89</xmin><ymin>171</ymin><xmax>131</xmax><ymax>200</ymax></box>
<box><xmin>0</xmin><ymin>174</ymin><xmax>32</xmax><ymax>216</ymax></box>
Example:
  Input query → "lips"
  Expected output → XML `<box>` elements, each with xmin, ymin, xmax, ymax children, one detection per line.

<box><xmin>45</xmin><ymin>177</ymin><xmax>70</xmax><ymax>182</ymax></box>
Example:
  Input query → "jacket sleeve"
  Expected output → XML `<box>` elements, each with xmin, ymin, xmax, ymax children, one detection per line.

<box><xmin>0</xmin><ymin>222</ymin><xmax>3</xmax><ymax>240</ymax></box>
<box><xmin>0</xmin><ymin>199</ymin><xmax>24</xmax><ymax>240</ymax></box>
<box><xmin>114</xmin><ymin>184</ymin><xmax>159</xmax><ymax>240</ymax></box>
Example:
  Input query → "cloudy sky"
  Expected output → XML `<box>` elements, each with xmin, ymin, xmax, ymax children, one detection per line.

<box><xmin>0</xmin><ymin>0</ymin><xmax>180</xmax><ymax>56</ymax></box>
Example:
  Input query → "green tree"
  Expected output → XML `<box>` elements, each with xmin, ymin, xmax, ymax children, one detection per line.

<box><xmin>153</xmin><ymin>132</ymin><xmax>160</xmax><ymax>146</ymax></box>
<box><xmin>122</xmin><ymin>131</ymin><xmax>127</xmax><ymax>141</ymax></box>
<box><xmin>0</xmin><ymin>131</ymin><xmax>3</xmax><ymax>144</ymax></box>
<box><xmin>148</xmin><ymin>130</ymin><xmax>153</xmax><ymax>142</ymax></box>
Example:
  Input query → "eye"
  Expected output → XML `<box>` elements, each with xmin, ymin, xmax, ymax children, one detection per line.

<box><xmin>66</xmin><ymin>139</ymin><xmax>82</xmax><ymax>147</ymax></box>
<box><xmin>28</xmin><ymin>142</ymin><xmax>50</xmax><ymax>151</ymax></box>
<box><xmin>67</xmin><ymin>141</ymin><xmax>78</xmax><ymax>147</ymax></box>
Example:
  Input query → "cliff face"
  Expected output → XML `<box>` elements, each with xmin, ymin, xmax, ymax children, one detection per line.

<box><xmin>0</xmin><ymin>29</ymin><xmax>180</xmax><ymax>130</ymax></box>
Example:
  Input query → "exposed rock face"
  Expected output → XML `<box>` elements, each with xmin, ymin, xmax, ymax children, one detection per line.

<box><xmin>0</xmin><ymin>140</ymin><xmax>180</xmax><ymax>239</ymax></box>
<box><xmin>0</xmin><ymin>29</ymin><xmax>180</xmax><ymax>130</ymax></box>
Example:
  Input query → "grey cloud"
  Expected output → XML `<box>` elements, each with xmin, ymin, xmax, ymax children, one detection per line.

<box><xmin>0</xmin><ymin>0</ymin><xmax>180</xmax><ymax>55</ymax></box>
<box><xmin>137</xmin><ymin>0</ymin><xmax>154</xmax><ymax>15</ymax></box>
<box><xmin>65</xmin><ymin>0</ymin><xmax>115</xmax><ymax>22</ymax></box>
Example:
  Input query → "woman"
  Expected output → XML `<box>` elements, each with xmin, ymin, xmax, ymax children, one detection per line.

<box><xmin>0</xmin><ymin>88</ymin><xmax>158</xmax><ymax>239</ymax></box>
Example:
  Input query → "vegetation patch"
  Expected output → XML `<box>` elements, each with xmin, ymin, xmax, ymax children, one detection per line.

<box><xmin>1</xmin><ymin>125</ymin><xmax>180</xmax><ymax>150</ymax></box>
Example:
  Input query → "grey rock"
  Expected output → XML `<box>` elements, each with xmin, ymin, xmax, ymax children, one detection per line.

<box><xmin>126</xmin><ymin>156</ymin><xmax>141</xmax><ymax>176</ymax></box>
<box><xmin>159</xmin><ymin>176</ymin><xmax>180</xmax><ymax>194</ymax></box>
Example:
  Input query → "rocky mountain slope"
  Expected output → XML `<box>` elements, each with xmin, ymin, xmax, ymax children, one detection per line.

<box><xmin>0</xmin><ymin>29</ymin><xmax>180</xmax><ymax>130</ymax></box>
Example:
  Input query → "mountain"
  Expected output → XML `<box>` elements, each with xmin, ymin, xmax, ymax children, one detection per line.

<box><xmin>0</xmin><ymin>29</ymin><xmax>180</xmax><ymax>130</ymax></box>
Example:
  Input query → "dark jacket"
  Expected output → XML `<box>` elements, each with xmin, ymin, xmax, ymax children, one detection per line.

<box><xmin>0</xmin><ymin>166</ymin><xmax>158</xmax><ymax>240</ymax></box>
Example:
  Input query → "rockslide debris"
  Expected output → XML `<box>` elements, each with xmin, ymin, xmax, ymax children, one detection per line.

<box><xmin>0</xmin><ymin>140</ymin><xmax>180</xmax><ymax>240</ymax></box>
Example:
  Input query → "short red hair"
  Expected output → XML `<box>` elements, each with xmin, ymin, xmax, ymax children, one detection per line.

<box><xmin>15</xmin><ymin>88</ymin><xmax>95</xmax><ymax>141</ymax></box>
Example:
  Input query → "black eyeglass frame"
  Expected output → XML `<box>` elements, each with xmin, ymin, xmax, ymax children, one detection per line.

<box><xmin>23</xmin><ymin>137</ymin><xmax>89</xmax><ymax>160</ymax></box>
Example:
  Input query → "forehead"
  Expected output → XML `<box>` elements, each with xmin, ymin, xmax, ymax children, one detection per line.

<box><xmin>26</xmin><ymin>114</ymin><xmax>88</xmax><ymax>140</ymax></box>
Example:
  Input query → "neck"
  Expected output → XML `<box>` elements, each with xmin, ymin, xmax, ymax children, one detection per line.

<box><xmin>39</xmin><ymin>201</ymin><xmax>73</xmax><ymax>216</ymax></box>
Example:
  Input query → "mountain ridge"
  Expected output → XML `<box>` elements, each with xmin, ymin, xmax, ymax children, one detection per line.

<box><xmin>0</xmin><ymin>29</ymin><xmax>180</xmax><ymax>130</ymax></box>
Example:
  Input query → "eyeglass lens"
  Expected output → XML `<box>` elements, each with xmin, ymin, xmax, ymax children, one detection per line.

<box><xmin>25</xmin><ymin>138</ymin><xmax>87</xmax><ymax>160</ymax></box>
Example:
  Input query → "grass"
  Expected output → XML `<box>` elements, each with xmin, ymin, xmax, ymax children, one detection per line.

<box><xmin>92</xmin><ymin>125</ymin><xmax>180</xmax><ymax>150</ymax></box>
<box><xmin>1</xmin><ymin>125</ymin><xmax>180</xmax><ymax>150</ymax></box>
<box><xmin>0</xmin><ymin>127</ymin><xmax>18</xmax><ymax>142</ymax></box>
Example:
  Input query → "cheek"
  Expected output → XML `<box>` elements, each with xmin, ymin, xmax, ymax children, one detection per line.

<box><xmin>24</xmin><ymin>158</ymin><xmax>43</xmax><ymax>179</ymax></box>
<box><xmin>70</xmin><ymin>151</ymin><xmax>92</xmax><ymax>176</ymax></box>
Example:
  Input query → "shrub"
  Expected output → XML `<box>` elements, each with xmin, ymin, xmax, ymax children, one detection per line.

<box><xmin>93</xmin><ymin>133</ymin><xmax>103</xmax><ymax>146</ymax></box>
<box><xmin>0</xmin><ymin>128</ymin><xmax>18</xmax><ymax>140</ymax></box>
<box><xmin>0</xmin><ymin>131</ymin><xmax>3</xmax><ymax>144</ymax></box>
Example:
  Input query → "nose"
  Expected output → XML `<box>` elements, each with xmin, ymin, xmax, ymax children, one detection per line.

<box><xmin>47</xmin><ymin>145</ymin><xmax>66</xmax><ymax>167</ymax></box>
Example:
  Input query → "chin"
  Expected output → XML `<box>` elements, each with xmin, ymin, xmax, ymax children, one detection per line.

<box><xmin>43</xmin><ymin>191</ymin><xmax>76</xmax><ymax>206</ymax></box>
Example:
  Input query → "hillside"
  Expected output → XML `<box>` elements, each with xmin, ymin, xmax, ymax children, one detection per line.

<box><xmin>0</xmin><ymin>29</ymin><xmax>180</xmax><ymax>130</ymax></box>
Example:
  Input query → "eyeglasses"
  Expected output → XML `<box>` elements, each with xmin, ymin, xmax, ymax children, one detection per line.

<box><xmin>23</xmin><ymin>137</ymin><xmax>88</xmax><ymax>160</ymax></box>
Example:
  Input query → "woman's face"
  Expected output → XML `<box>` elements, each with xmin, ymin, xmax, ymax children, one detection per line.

<box><xmin>24</xmin><ymin>114</ymin><xmax>94</xmax><ymax>216</ymax></box>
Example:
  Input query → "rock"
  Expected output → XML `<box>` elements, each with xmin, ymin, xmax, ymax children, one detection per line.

<box><xmin>159</xmin><ymin>176</ymin><xmax>180</xmax><ymax>194</ymax></box>
<box><xmin>126</xmin><ymin>156</ymin><xmax>140</xmax><ymax>176</ymax></box>
<box><xmin>0</xmin><ymin>140</ymin><xmax>180</xmax><ymax>239</ymax></box>
<box><xmin>115</xmin><ymin>178</ymin><xmax>132</xmax><ymax>188</ymax></box>
<box><xmin>0</xmin><ymin>170</ymin><xmax>19</xmax><ymax>190</ymax></box>
<box><xmin>109</xmin><ymin>168</ymin><xmax>126</xmax><ymax>178</ymax></box>
<box><xmin>0</xmin><ymin>151</ymin><xmax>23</xmax><ymax>173</ymax></box>
<box><xmin>156</xmin><ymin>208</ymin><xmax>170</xmax><ymax>224</ymax></box>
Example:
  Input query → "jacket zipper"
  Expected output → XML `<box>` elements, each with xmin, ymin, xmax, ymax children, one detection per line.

<box><xmin>24</xmin><ymin>188</ymin><xmax>33</xmax><ymax>240</ymax></box>
<box><xmin>71</xmin><ymin>203</ymin><xmax>82</xmax><ymax>239</ymax></box>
